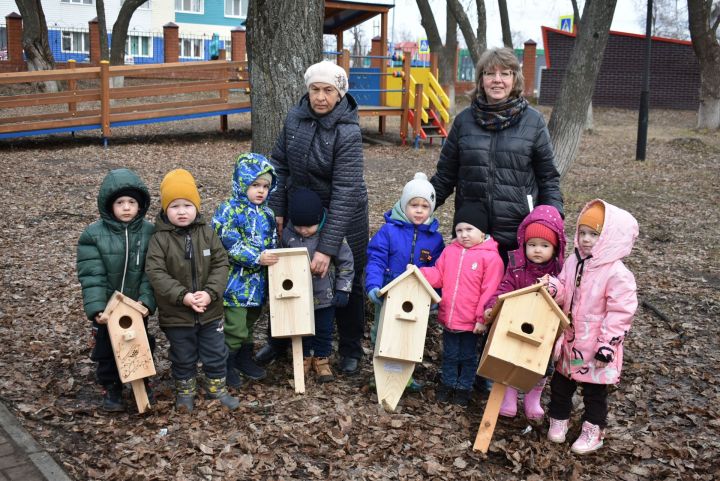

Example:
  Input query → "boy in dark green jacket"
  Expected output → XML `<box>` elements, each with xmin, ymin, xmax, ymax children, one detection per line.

<box><xmin>145</xmin><ymin>169</ymin><xmax>238</xmax><ymax>412</ymax></box>
<box><xmin>77</xmin><ymin>168</ymin><xmax>157</xmax><ymax>412</ymax></box>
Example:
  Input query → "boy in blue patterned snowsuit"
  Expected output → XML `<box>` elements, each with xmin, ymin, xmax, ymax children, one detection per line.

<box><xmin>212</xmin><ymin>153</ymin><xmax>278</xmax><ymax>388</ymax></box>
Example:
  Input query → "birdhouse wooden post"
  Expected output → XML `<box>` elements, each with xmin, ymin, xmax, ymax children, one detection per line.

<box><xmin>267</xmin><ymin>247</ymin><xmax>315</xmax><ymax>393</ymax></box>
<box><xmin>103</xmin><ymin>291</ymin><xmax>156</xmax><ymax>413</ymax></box>
<box><xmin>373</xmin><ymin>265</ymin><xmax>440</xmax><ymax>412</ymax></box>
<box><xmin>473</xmin><ymin>283</ymin><xmax>569</xmax><ymax>452</ymax></box>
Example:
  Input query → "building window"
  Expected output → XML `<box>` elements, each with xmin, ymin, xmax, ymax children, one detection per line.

<box><xmin>179</xmin><ymin>38</ymin><xmax>202</xmax><ymax>58</ymax></box>
<box><xmin>60</xmin><ymin>0</ymin><xmax>94</xmax><ymax>4</ymax></box>
<box><xmin>127</xmin><ymin>35</ymin><xmax>152</xmax><ymax>57</ymax></box>
<box><xmin>175</xmin><ymin>0</ymin><xmax>203</xmax><ymax>14</ymax></box>
<box><xmin>225</xmin><ymin>0</ymin><xmax>247</xmax><ymax>17</ymax></box>
<box><xmin>61</xmin><ymin>31</ymin><xmax>89</xmax><ymax>53</ymax></box>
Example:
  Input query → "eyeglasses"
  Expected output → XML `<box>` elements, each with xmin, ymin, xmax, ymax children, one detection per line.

<box><xmin>483</xmin><ymin>70</ymin><xmax>514</xmax><ymax>79</ymax></box>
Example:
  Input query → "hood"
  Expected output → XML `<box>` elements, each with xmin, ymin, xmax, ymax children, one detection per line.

<box><xmin>231</xmin><ymin>153</ymin><xmax>277</xmax><ymax>202</ymax></box>
<box><xmin>511</xmin><ymin>205</ymin><xmax>566</xmax><ymax>268</ymax></box>
<box><xmin>97</xmin><ymin>168</ymin><xmax>151</xmax><ymax>227</ymax></box>
<box><xmin>387</xmin><ymin>201</ymin><xmax>439</xmax><ymax>228</ymax></box>
<box><xmin>576</xmin><ymin>199</ymin><xmax>638</xmax><ymax>265</ymax></box>
<box><xmin>298</xmin><ymin>93</ymin><xmax>360</xmax><ymax>129</ymax></box>
<box><xmin>451</xmin><ymin>235</ymin><xmax>499</xmax><ymax>253</ymax></box>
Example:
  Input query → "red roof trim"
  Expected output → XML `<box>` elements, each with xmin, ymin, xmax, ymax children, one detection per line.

<box><xmin>541</xmin><ymin>25</ymin><xmax>692</xmax><ymax>47</ymax></box>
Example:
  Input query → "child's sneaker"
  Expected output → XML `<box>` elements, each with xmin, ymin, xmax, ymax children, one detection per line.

<box><xmin>499</xmin><ymin>386</ymin><xmax>518</xmax><ymax>417</ymax></box>
<box><xmin>435</xmin><ymin>384</ymin><xmax>453</xmax><ymax>403</ymax></box>
<box><xmin>453</xmin><ymin>389</ymin><xmax>472</xmax><ymax>407</ymax></box>
<box><xmin>313</xmin><ymin>357</ymin><xmax>334</xmax><ymax>383</ymax></box>
<box><xmin>101</xmin><ymin>382</ymin><xmax>124</xmax><ymax>412</ymax></box>
<box><xmin>547</xmin><ymin>417</ymin><xmax>569</xmax><ymax>443</ymax></box>
<box><xmin>571</xmin><ymin>421</ymin><xmax>604</xmax><ymax>454</ymax></box>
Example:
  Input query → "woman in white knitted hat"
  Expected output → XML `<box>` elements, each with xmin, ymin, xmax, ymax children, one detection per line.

<box><xmin>261</xmin><ymin>61</ymin><xmax>369</xmax><ymax>376</ymax></box>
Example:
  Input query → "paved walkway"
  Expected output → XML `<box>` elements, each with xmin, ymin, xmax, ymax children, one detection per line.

<box><xmin>0</xmin><ymin>401</ymin><xmax>72</xmax><ymax>481</ymax></box>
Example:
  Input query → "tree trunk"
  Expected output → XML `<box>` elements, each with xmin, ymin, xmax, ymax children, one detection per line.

<box><xmin>448</xmin><ymin>0</ymin><xmax>479</xmax><ymax>65</ymax></box>
<box><xmin>110</xmin><ymin>0</ymin><xmax>146</xmax><ymax>66</ymax></box>
<box><xmin>476</xmin><ymin>0</ymin><xmax>487</xmax><ymax>55</ymax></box>
<box><xmin>688</xmin><ymin>0</ymin><xmax>720</xmax><ymax>129</ymax></box>
<box><xmin>497</xmin><ymin>0</ymin><xmax>513</xmax><ymax>48</ymax></box>
<box><xmin>96</xmin><ymin>0</ymin><xmax>109</xmax><ymax>61</ymax></box>
<box><xmin>547</xmin><ymin>0</ymin><xmax>617</xmax><ymax>178</ymax></box>
<box><xmin>15</xmin><ymin>0</ymin><xmax>57</xmax><ymax>92</ymax></box>
<box><xmin>417</xmin><ymin>0</ymin><xmax>458</xmax><ymax>110</ymax></box>
<box><xmin>247</xmin><ymin>0</ymin><xmax>323</xmax><ymax>155</ymax></box>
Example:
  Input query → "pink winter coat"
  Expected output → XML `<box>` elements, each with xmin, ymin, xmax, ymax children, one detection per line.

<box><xmin>421</xmin><ymin>238</ymin><xmax>504</xmax><ymax>332</ymax></box>
<box><xmin>550</xmin><ymin>200</ymin><xmax>638</xmax><ymax>385</ymax></box>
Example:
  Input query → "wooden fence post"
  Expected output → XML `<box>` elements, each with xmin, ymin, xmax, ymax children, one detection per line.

<box><xmin>413</xmin><ymin>83</ymin><xmax>423</xmax><ymax>145</ymax></box>
<box><xmin>100</xmin><ymin>60</ymin><xmax>110</xmax><ymax>140</ymax></box>
<box><xmin>399</xmin><ymin>52</ymin><xmax>411</xmax><ymax>144</ymax></box>
<box><xmin>67</xmin><ymin>60</ymin><xmax>77</xmax><ymax>114</ymax></box>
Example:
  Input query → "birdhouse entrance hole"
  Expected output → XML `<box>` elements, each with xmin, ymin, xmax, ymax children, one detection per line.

<box><xmin>520</xmin><ymin>322</ymin><xmax>534</xmax><ymax>334</ymax></box>
<box><xmin>119</xmin><ymin>315</ymin><xmax>133</xmax><ymax>329</ymax></box>
<box><xmin>402</xmin><ymin>301</ymin><xmax>413</xmax><ymax>313</ymax></box>
<box><xmin>282</xmin><ymin>279</ymin><xmax>294</xmax><ymax>291</ymax></box>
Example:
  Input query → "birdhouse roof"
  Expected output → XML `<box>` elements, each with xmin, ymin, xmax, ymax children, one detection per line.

<box><xmin>378</xmin><ymin>265</ymin><xmax>441</xmax><ymax>304</ymax></box>
<box><xmin>267</xmin><ymin>247</ymin><xmax>311</xmax><ymax>261</ymax></box>
<box><xmin>104</xmin><ymin>291</ymin><xmax>149</xmax><ymax>317</ymax></box>
<box><xmin>488</xmin><ymin>284</ymin><xmax>569</xmax><ymax>330</ymax></box>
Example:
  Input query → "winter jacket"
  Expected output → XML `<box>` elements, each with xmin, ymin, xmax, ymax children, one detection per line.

<box><xmin>430</xmin><ymin>105</ymin><xmax>563</xmax><ymax>250</ymax></box>
<box><xmin>77</xmin><ymin>169</ymin><xmax>156</xmax><ymax>320</ymax></box>
<box><xmin>366</xmin><ymin>202</ymin><xmax>445</xmax><ymax>293</ymax></box>
<box><xmin>212</xmin><ymin>153</ymin><xmax>277</xmax><ymax>307</ymax></box>
<box><xmin>420</xmin><ymin>238</ymin><xmax>504</xmax><ymax>332</ymax></box>
<box><xmin>550</xmin><ymin>200</ymin><xmax>638</xmax><ymax>385</ymax></box>
<box><xmin>269</xmin><ymin>93</ymin><xmax>368</xmax><ymax>268</ymax></box>
<box><xmin>485</xmin><ymin>205</ymin><xmax>566</xmax><ymax>310</ymax></box>
<box><xmin>281</xmin><ymin>223</ymin><xmax>354</xmax><ymax>309</ymax></box>
<box><xmin>145</xmin><ymin>213</ymin><xmax>229</xmax><ymax>327</ymax></box>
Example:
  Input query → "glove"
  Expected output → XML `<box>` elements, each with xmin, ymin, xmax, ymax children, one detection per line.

<box><xmin>332</xmin><ymin>291</ymin><xmax>350</xmax><ymax>308</ymax></box>
<box><xmin>368</xmin><ymin>287</ymin><xmax>383</xmax><ymax>306</ymax></box>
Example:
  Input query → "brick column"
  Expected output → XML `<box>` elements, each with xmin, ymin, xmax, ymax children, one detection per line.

<box><xmin>370</xmin><ymin>36</ymin><xmax>382</xmax><ymax>69</ymax></box>
<box><xmin>230</xmin><ymin>26</ymin><xmax>246</xmax><ymax>62</ymax></box>
<box><xmin>522</xmin><ymin>39</ymin><xmax>537</xmax><ymax>98</ymax></box>
<box><xmin>88</xmin><ymin>17</ymin><xmax>101</xmax><ymax>65</ymax></box>
<box><xmin>6</xmin><ymin>12</ymin><xmax>24</xmax><ymax>65</ymax></box>
<box><xmin>163</xmin><ymin>22</ymin><xmax>179</xmax><ymax>63</ymax></box>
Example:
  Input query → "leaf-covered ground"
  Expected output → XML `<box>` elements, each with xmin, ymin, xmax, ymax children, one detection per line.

<box><xmin>0</xmin><ymin>107</ymin><xmax>718</xmax><ymax>480</ymax></box>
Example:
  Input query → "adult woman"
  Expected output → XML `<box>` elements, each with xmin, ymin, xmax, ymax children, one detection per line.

<box><xmin>258</xmin><ymin>61</ymin><xmax>369</xmax><ymax>375</ymax></box>
<box><xmin>431</xmin><ymin>47</ymin><xmax>563</xmax><ymax>264</ymax></box>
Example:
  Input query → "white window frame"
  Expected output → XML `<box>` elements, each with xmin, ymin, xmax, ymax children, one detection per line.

<box><xmin>175</xmin><ymin>0</ymin><xmax>203</xmax><ymax>14</ymax></box>
<box><xmin>60</xmin><ymin>0</ymin><xmax>94</xmax><ymax>5</ymax></box>
<box><xmin>224</xmin><ymin>0</ymin><xmax>247</xmax><ymax>18</ymax></box>
<box><xmin>126</xmin><ymin>34</ymin><xmax>152</xmax><ymax>57</ymax></box>
<box><xmin>61</xmin><ymin>31</ymin><xmax>90</xmax><ymax>53</ymax></box>
<box><xmin>179</xmin><ymin>38</ymin><xmax>203</xmax><ymax>59</ymax></box>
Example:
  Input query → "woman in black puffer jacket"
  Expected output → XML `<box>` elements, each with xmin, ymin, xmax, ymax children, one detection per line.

<box><xmin>431</xmin><ymin>47</ymin><xmax>563</xmax><ymax>265</ymax></box>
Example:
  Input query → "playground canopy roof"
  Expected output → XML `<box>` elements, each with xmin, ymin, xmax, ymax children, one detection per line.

<box><xmin>324</xmin><ymin>0</ymin><xmax>393</xmax><ymax>35</ymax></box>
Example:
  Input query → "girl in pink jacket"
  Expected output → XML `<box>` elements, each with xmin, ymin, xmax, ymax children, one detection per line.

<box><xmin>421</xmin><ymin>203</ymin><xmax>504</xmax><ymax>407</ymax></box>
<box><xmin>545</xmin><ymin>199</ymin><xmax>638</xmax><ymax>455</ymax></box>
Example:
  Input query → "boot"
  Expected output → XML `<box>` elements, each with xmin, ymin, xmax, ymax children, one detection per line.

<box><xmin>205</xmin><ymin>377</ymin><xmax>240</xmax><ymax>410</ymax></box>
<box><xmin>143</xmin><ymin>378</ymin><xmax>155</xmax><ymax>403</ymax></box>
<box><xmin>175</xmin><ymin>378</ymin><xmax>197</xmax><ymax>413</ymax></box>
<box><xmin>571</xmin><ymin>421</ymin><xmax>605</xmax><ymax>454</ymax></box>
<box><xmin>499</xmin><ymin>386</ymin><xmax>518</xmax><ymax>417</ymax></box>
<box><xmin>101</xmin><ymin>382</ymin><xmax>124</xmax><ymax>412</ymax></box>
<box><xmin>313</xmin><ymin>357</ymin><xmax>334</xmax><ymax>383</ymax></box>
<box><xmin>226</xmin><ymin>350</ymin><xmax>244</xmax><ymax>390</ymax></box>
<box><xmin>453</xmin><ymin>389</ymin><xmax>472</xmax><ymax>407</ymax></box>
<box><xmin>523</xmin><ymin>377</ymin><xmax>547</xmax><ymax>420</ymax></box>
<box><xmin>236</xmin><ymin>343</ymin><xmax>267</xmax><ymax>380</ymax></box>
<box><xmin>254</xmin><ymin>343</ymin><xmax>282</xmax><ymax>366</ymax></box>
<box><xmin>303</xmin><ymin>357</ymin><xmax>313</xmax><ymax>376</ymax></box>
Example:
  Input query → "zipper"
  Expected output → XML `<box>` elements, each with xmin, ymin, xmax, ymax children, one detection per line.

<box><xmin>120</xmin><ymin>227</ymin><xmax>129</xmax><ymax>293</ymax></box>
<box><xmin>487</xmin><ymin>133</ymin><xmax>497</xmax><ymax>231</ymax></box>
<box><xmin>136</xmin><ymin>240</ymin><xmax>141</xmax><ymax>266</ymax></box>
<box><xmin>408</xmin><ymin>227</ymin><xmax>418</xmax><ymax>265</ymax></box>
<box><xmin>186</xmin><ymin>233</ymin><xmax>199</xmax><ymax>324</ymax></box>
<box><xmin>446</xmin><ymin>247</ymin><xmax>466</xmax><ymax>329</ymax></box>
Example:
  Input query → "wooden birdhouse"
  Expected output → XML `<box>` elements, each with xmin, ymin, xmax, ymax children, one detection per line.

<box><xmin>267</xmin><ymin>247</ymin><xmax>315</xmax><ymax>393</ymax></box>
<box><xmin>103</xmin><ymin>291</ymin><xmax>156</xmax><ymax>413</ymax></box>
<box><xmin>374</xmin><ymin>264</ymin><xmax>441</xmax><ymax>412</ymax></box>
<box><xmin>477</xmin><ymin>283</ymin><xmax>569</xmax><ymax>392</ymax></box>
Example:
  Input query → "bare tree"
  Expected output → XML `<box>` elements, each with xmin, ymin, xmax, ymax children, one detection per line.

<box><xmin>447</xmin><ymin>0</ymin><xmax>486</xmax><ymax>66</ymax></box>
<box><xmin>96</xmin><ymin>0</ymin><xmax>109</xmax><ymax>61</ymax></box>
<box><xmin>497</xmin><ymin>0</ymin><xmax>512</xmax><ymax>48</ymax></box>
<box><xmin>247</xmin><ymin>0</ymin><xmax>323</xmax><ymax>154</ymax></box>
<box><xmin>417</xmin><ymin>0</ymin><xmax>458</xmax><ymax>106</ymax></box>
<box><xmin>688</xmin><ymin>0</ymin><xmax>720</xmax><ymax>129</ymax></box>
<box><xmin>349</xmin><ymin>26</ymin><xmax>366</xmax><ymax>67</ymax></box>
<box><xmin>14</xmin><ymin>0</ymin><xmax>57</xmax><ymax>92</ymax></box>
<box><xmin>635</xmin><ymin>0</ymin><xmax>690</xmax><ymax>39</ymax></box>
<box><xmin>110</xmin><ymin>0</ymin><xmax>147</xmax><ymax>65</ymax></box>
<box><xmin>547</xmin><ymin>0</ymin><xmax>617</xmax><ymax>177</ymax></box>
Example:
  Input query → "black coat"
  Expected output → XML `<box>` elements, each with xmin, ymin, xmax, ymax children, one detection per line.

<box><xmin>431</xmin><ymin>105</ymin><xmax>563</xmax><ymax>250</ymax></box>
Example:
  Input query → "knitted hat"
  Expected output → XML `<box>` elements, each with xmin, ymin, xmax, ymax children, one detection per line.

<box><xmin>256</xmin><ymin>172</ymin><xmax>273</xmax><ymax>184</ymax></box>
<box><xmin>289</xmin><ymin>188</ymin><xmax>325</xmax><ymax>227</ymax></box>
<box><xmin>400</xmin><ymin>172</ymin><xmax>436</xmax><ymax>214</ymax></box>
<box><xmin>304</xmin><ymin>61</ymin><xmax>349</xmax><ymax>98</ymax></box>
<box><xmin>578</xmin><ymin>202</ymin><xmax>605</xmax><ymax>233</ymax></box>
<box><xmin>160</xmin><ymin>169</ymin><xmax>201</xmax><ymax>212</ymax></box>
<box><xmin>453</xmin><ymin>202</ymin><xmax>489</xmax><ymax>234</ymax></box>
<box><xmin>106</xmin><ymin>187</ymin><xmax>146</xmax><ymax>214</ymax></box>
<box><xmin>525</xmin><ymin>222</ymin><xmax>558</xmax><ymax>247</ymax></box>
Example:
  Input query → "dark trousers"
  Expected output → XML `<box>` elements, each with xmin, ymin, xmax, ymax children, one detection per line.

<box><xmin>302</xmin><ymin>306</ymin><xmax>335</xmax><ymax>358</ymax></box>
<box><xmin>91</xmin><ymin>321</ymin><xmax>155</xmax><ymax>386</ymax></box>
<box><xmin>548</xmin><ymin>371</ymin><xmax>609</xmax><ymax>428</ymax></box>
<box><xmin>163</xmin><ymin>318</ymin><xmax>228</xmax><ymax>381</ymax></box>
<box><xmin>441</xmin><ymin>330</ymin><xmax>479</xmax><ymax>391</ymax></box>
<box><xmin>335</xmin><ymin>288</ymin><xmax>365</xmax><ymax>359</ymax></box>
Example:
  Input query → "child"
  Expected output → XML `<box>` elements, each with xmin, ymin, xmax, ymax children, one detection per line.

<box><xmin>420</xmin><ymin>203</ymin><xmax>504</xmax><ymax>406</ymax></box>
<box><xmin>544</xmin><ymin>199</ymin><xmax>638</xmax><ymax>454</ymax></box>
<box><xmin>77</xmin><ymin>168</ymin><xmax>156</xmax><ymax>412</ymax></box>
<box><xmin>212</xmin><ymin>153</ymin><xmax>278</xmax><ymax>389</ymax></box>
<box><xmin>365</xmin><ymin>172</ymin><xmax>444</xmax><ymax>390</ymax></box>
<box><xmin>483</xmin><ymin>205</ymin><xmax>565</xmax><ymax>420</ymax></box>
<box><xmin>145</xmin><ymin>169</ymin><xmax>239</xmax><ymax>412</ymax></box>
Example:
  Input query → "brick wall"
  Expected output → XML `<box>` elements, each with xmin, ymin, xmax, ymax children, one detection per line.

<box><xmin>539</xmin><ymin>27</ymin><xmax>700</xmax><ymax>110</ymax></box>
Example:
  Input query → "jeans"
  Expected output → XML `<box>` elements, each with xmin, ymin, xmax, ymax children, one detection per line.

<box><xmin>163</xmin><ymin>318</ymin><xmax>228</xmax><ymax>380</ymax></box>
<box><xmin>548</xmin><ymin>371</ymin><xmax>609</xmax><ymax>428</ymax></box>
<box><xmin>441</xmin><ymin>330</ymin><xmax>479</xmax><ymax>391</ymax></box>
<box><xmin>302</xmin><ymin>306</ymin><xmax>335</xmax><ymax>358</ymax></box>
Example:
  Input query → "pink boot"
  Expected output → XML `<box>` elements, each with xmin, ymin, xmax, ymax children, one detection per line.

<box><xmin>523</xmin><ymin>377</ymin><xmax>547</xmax><ymax>420</ymax></box>
<box><xmin>499</xmin><ymin>386</ymin><xmax>518</xmax><ymax>417</ymax></box>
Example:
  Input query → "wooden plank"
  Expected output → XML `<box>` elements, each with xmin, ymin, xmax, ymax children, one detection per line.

<box><xmin>0</xmin><ymin>115</ymin><xmax>102</xmax><ymax>133</ymax></box>
<box><xmin>473</xmin><ymin>383</ymin><xmax>507</xmax><ymax>453</ymax></box>
<box><xmin>109</xmin><ymin>80</ymin><xmax>247</xmax><ymax>100</ymax></box>
<box><xmin>109</xmin><ymin>60</ymin><xmax>246</xmax><ymax>77</ymax></box>
<box><xmin>0</xmin><ymin>68</ymin><xmax>101</xmax><ymax>85</ymax></box>
<box><xmin>291</xmin><ymin>337</ymin><xmax>305</xmax><ymax>394</ymax></box>
<box><xmin>373</xmin><ymin>357</ymin><xmax>414</xmax><ymax>412</ymax></box>
<box><xmin>109</xmin><ymin>101</ymin><xmax>251</xmax><ymax>123</ymax></box>
<box><xmin>267</xmin><ymin>248</ymin><xmax>315</xmax><ymax>338</ymax></box>
<box><xmin>130</xmin><ymin>379</ymin><xmax>151</xmax><ymax>414</ymax></box>
<box><xmin>0</xmin><ymin>90</ymin><xmax>101</xmax><ymax>109</ymax></box>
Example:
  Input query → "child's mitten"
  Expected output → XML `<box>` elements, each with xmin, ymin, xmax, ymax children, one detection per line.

<box><xmin>368</xmin><ymin>287</ymin><xmax>383</xmax><ymax>305</ymax></box>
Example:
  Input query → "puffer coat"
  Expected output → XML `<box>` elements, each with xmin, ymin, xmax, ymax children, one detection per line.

<box><xmin>431</xmin><ymin>105</ymin><xmax>563</xmax><ymax>250</ymax></box>
<box><xmin>77</xmin><ymin>169</ymin><xmax>156</xmax><ymax>320</ymax></box>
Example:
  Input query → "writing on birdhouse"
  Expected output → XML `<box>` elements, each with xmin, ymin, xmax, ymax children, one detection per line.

<box><xmin>267</xmin><ymin>247</ymin><xmax>315</xmax><ymax>338</ymax></box>
<box><xmin>477</xmin><ymin>284</ymin><xmax>569</xmax><ymax>392</ymax></box>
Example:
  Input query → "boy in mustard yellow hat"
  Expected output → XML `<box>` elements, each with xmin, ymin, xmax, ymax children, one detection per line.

<box><xmin>145</xmin><ymin>168</ymin><xmax>239</xmax><ymax>412</ymax></box>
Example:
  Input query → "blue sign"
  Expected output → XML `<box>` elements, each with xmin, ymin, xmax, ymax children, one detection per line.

<box><xmin>559</xmin><ymin>15</ymin><xmax>574</xmax><ymax>32</ymax></box>
<box><xmin>418</xmin><ymin>38</ymin><xmax>430</xmax><ymax>54</ymax></box>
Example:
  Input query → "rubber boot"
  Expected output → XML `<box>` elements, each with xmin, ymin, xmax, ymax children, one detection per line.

<box><xmin>205</xmin><ymin>377</ymin><xmax>240</xmax><ymax>410</ymax></box>
<box><xmin>226</xmin><ymin>350</ymin><xmax>244</xmax><ymax>390</ymax></box>
<box><xmin>523</xmin><ymin>377</ymin><xmax>547</xmax><ymax>420</ymax></box>
<box><xmin>236</xmin><ymin>343</ymin><xmax>267</xmax><ymax>381</ymax></box>
<box><xmin>499</xmin><ymin>386</ymin><xmax>518</xmax><ymax>417</ymax></box>
<box><xmin>101</xmin><ymin>382</ymin><xmax>124</xmax><ymax>412</ymax></box>
<box><xmin>175</xmin><ymin>378</ymin><xmax>197</xmax><ymax>413</ymax></box>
